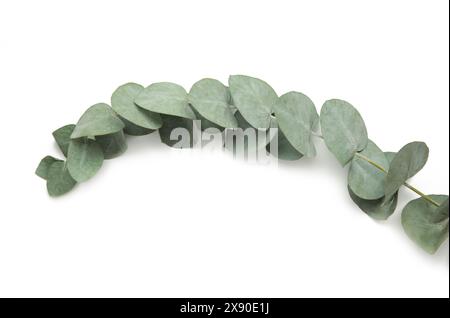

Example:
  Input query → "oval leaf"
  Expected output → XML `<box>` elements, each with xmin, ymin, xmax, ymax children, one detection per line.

<box><xmin>348</xmin><ymin>140</ymin><xmax>390</xmax><ymax>200</ymax></box>
<box><xmin>36</xmin><ymin>156</ymin><xmax>63</xmax><ymax>180</ymax></box>
<box><xmin>273</xmin><ymin>91</ymin><xmax>319</xmax><ymax>157</ymax></box>
<box><xmin>67</xmin><ymin>139</ymin><xmax>104</xmax><ymax>182</ymax></box>
<box><xmin>135</xmin><ymin>82</ymin><xmax>196</xmax><ymax>119</ymax></box>
<box><xmin>228</xmin><ymin>75</ymin><xmax>278</xmax><ymax>129</ymax></box>
<box><xmin>189</xmin><ymin>78</ymin><xmax>238</xmax><ymax>128</ymax></box>
<box><xmin>46</xmin><ymin>161</ymin><xmax>77</xmax><ymax>197</ymax></box>
<box><xmin>52</xmin><ymin>124</ymin><xmax>75</xmax><ymax>157</ymax></box>
<box><xmin>96</xmin><ymin>131</ymin><xmax>128</xmax><ymax>159</ymax></box>
<box><xmin>385</xmin><ymin>141</ymin><xmax>429</xmax><ymax>200</ymax></box>
<box><xmin>111</xmin><ymin>83</ymin><xmax>162</xmax><ymax>130</ymax></box>
<box><xmin>402</xmin><ymin>195</ymin><xmax>449</xmax><ymax>254</ymax></box>
<box><xmin>320</xmin><ymin>99</ymin><xmax>368</xmax><ymax>166</ymax></box>
<box><xmin>71</xmin><ymin>103</ymin><xmax>125</xmax><ymax>139</ymax></box>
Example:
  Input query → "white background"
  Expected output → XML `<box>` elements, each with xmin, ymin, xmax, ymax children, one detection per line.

<box><xmin>0</xmin><ymin>0</ymin><xmax>448</xmax><ymax>298</ymax></box>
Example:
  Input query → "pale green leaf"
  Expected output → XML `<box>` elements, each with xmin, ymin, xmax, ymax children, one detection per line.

<box><xmin>402</xmin><ymin>195</ymin><xmax>449</xmax><ymax>254</ymax></box>
<box><xmin>135</xmin><ymin>82</ymin><xmax>196</xmax><ymax>119</ymax></box>
<box><xmin>348</xmin><ymin>186</ymin><xmax>398</xmax><ymax>220</ymax></box>
<box><xmin>96</xmin><ymin>131</ymin><xmax>128</xmax><ymax>159</ymax></box>
<box><xmin>188</xmin><ymin>78</ymin><xmax>238</xmax><ymax>128</ymax></box>
<box><xmin>111</xmin><ymin>82</ymin><xmax>162</xmax><ymax>130</ymax></box>
<box><xmin>52</xmin><ymin>124</ymin><xmax>75</xmax><ymax>157</ymax></box>
<box><xmin>46</xmin><ymin>161</ymin><xmax>77</xmax><ymax>197</ymax></box>
<box><xmin>67</xmin><ymin>138</ymin><xmax>104</xmax><ymax>182</ymax></box>
<box><xmin>228</xmin><ymin>75</ymin><xmax>277</xmax><ymax>129</ymax></box>
<box><xmin>71</xmin><ymin>103</ymin><xmax>125</xmax><ymax>139</ymax></box>
<box><xmin>36</xmin><ymin>156</ymin><xmax>63</xmax><ymax>180</ymax></box>
<box><xmin>385</xmin><ymin>142</ymin><xmax>429</xmax><ymax>200</ymax></box>
<box><xmin>320</xmin><ymin>99</ymin><xmax>368</xmax><ymax>166</ymax></box>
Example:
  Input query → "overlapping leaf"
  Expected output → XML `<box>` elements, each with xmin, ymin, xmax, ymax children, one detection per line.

<box><xmin>52</xmin><ymin>124</ymin><xmax>75</xmax><ymax>157</ymax></box>
<box><xmin>135</xmin><ymin>82</ymin><xmax>196</xmax><ymax>119</ymax></box>
<box><xmin>35</xmin><ymin>156</ymin><xmax>63</xmax><ymax>180</ymax></box>
<box><xmin>402</xmin><ymin>195</ymin><xmax>449</xmax><ymax>254</ymax></box>
<box><xmin>46</xmin><ymin>161</ymin><xmax>77</xmax><ymax>197</ymax></box>
<box><xmin>71</xmin><ymin>103</ymin><xmax>125</xmax><ymax>139</ymax></box>
<box><xmin>273</xmin><ymin>91</ymin><xmax>319</xmax><ymax>158</ymax></box>
<box><xmin>111</xmin><ymin>83</ymin><xmax>162</xmax><ymax>130</ymax></box>
<box><xmin>67</xmin><ymin>138</ymin><xmax>104</xmax><ymax>182</ymax></box>
<box><xmin>96</xmin><ymin>131</ymin><xmax>128</xmax><ymax>159</ymax></box>
<box><xmin>189</xmin><ymin>78</ymin><xmax>238</xmax><ymax>128</ymax></box>
<box><xmin>385</xmin><ymin>142</ymin><xmax>429</xmax><ymax>200</ymax></box>
<box><xmin>320</xmin><ymin>99</ymin><xmax>368</xmax><ymax>166</ymax></box>
<box><xmin>228</xmin><ymin>75</ymin><xmax>277</xmax><ymax>129</ymax></box>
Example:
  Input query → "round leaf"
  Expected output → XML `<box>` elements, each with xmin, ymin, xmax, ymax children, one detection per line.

<box><xmin>67</xmin><ymin>139</ymin><xmax>104</xmax><ymax>182</ymax></box>
<box><xmin>134</xmin><ymin>82</ymin><xmax>196</xmax><ymax>119</ymax></box>
<box><xmin>36</xmin><ymin>156</ymin><xmax>63</xmax><ymax>180</ymax></box>
<box><xmin>348</xmin><ymin>140</ymin><xmax>390</xmax><ymax>200</ymax></box>
<box><xmin>119</xmin><ymin>116</ymin><xmax>154</xmax><ymax>136</ymax></box>
<box><xmin>52</xmin><ymin>124</ymin><xmax>75</xmax><ymax>157</ymax></box>
<box><xmin>111</xmin><ymin>83</ymin><xmax>162</xmax><ymax>130</ymax></box>
<box><xmin>402</xmin><ymin>195</ymin><xmax>449</xmax><ymax>254</ymax></box>
<box><xmin>188</xmin><ymin>78</ymin><xmax>238</xmax><ymax>128</ymax></box>
<box><xmin>228</xmin><ymin>75</ymin><xmax>278</xmax><ymax>129</ymax></box>
<box><xmin>46</xmin><ymin>161</ymin><xmax>77</xmax><ymax>197</ymax></box>
<box><xmin>320</xmin><ymin>99</ymin><xmax>368</xmax><ymax>166</ymax></box>
<box><xmin>385</xmin><ymin>142</ymin><xmax>429</xmax><ymax>200</ymax></box>
<box><xmin>71</xmin><ymin>103</ymin><xmax>125</xmax><ymax>139</ymax></box>
<box><xmin>273</xmin><ymin>91</ymin><xmax>319</xmax><ymax>157</ymax></box>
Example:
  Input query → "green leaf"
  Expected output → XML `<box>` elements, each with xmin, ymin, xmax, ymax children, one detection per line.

<box><xmin>348</xmin><ymin>186</ymin><xmax>398</xmax><ymax>220</ymax></box>
<box><xmin>432</xmin><ymin>198</ymin><xmax>449</xmax><ymax>223</ymax></box>
<box><xmin>320</xmin><ymin>99</ymin><xmax>368</xmax><ymax>166</ymax></box>
<box><xmin>46</xmin><ymin>161</ymin><xmax>77</xmax><ymax>197</ymax></box>
<box><xmin>119</xmin><ymin>116</ymin><xmax>154</xmax><ymax>136</ymax></box>
<box><xmin>135</xmin><ymin>82</ymin><xmax>196</xmax><ymax>119</ymax></box>
<box><xmin>385</xmin><ymin>142</ymin><xmax>429</xmax><ymax>200</ymax></box>
<box><xmin>111</xmin><ymin>83</ymin><xmax>162</xmax><ymax>130</ymax></box>
<box><xmin>52</xmin><ymin>124</ymin><xmax>75</xmax><ymax>157</ymax></box>
<box><xmin>96</xmin><ymin>131</ymin><xmax>128</xmax><ymax>159</ymax></box>
<box><xmin>36</xmin><ymin>156</ymin><xmax>63</xmax><ymax>180</ymax></box>
<box><xmin>348</xmin><ymin>140</ymin><xmax>390</xmax><ymax>200</ymax></box>
<box><xmin>67</xmin><ymin>138</ymin><xmax>104</xmax><ymax>182</ymax></box>
<box><xmin>228</xmin><ymin>75</ymin><xmax>278</xmax><ymax>129</ymax></box>
<box><xmin>273</xmin><ymin>91</ymin><xmax>319</xmax><ymax>157</ymax></box>
<box><xmin>159</xmin><ymin>114</ymin><xmax>196</xmax><ymax>148</ymax></box>
<box><xmin>188</xmin><ymin>78</ymin><xmax>238</xmax><ymax>128</ymax></box>
<box><xmin>402</xmin><ymin>195</ymin><xmax>449</xmax><ymax>254</ymax></box>
<box><xmin>191</xmin><ymin>107</ymin><xmax>225</xmax><ymax>132</ymax></box>
<box><xmin>266</xmin><ymin>118</ymin><xmax>303</xmax><ymax>161</ymax></box>
<box><xmin>71</xmin><ymin>103</ymin><xmax>125</xmax><ymax>139</ymax></box>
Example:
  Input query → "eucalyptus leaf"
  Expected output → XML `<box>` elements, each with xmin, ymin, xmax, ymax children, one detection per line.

<box><xmin>135</xmin><ymin>82</ymin><xmax>196</xmax><ymax>119</ymax></box>
<box><xmin>320</xmin><ymin>99</ymin><xmax>368</xmax><ymax>166</ymax></box>
<box><xmin>36</xmin><ymin>156</ymin><xmax>63</xmax><ymax>180</ymax></box>
<box><xmin>348</xmin><ymin>186</ymin><xmax>398</xmax><ymax>220</ymax></box>
<box><xmin>385</xmin><ymin>142</ymin><xmax>429</xmax><ymax>200</ymax></box>
<box><xmin>159</xmin><ymin>114</ymin><xmax>196</xmax><ymax>148</ymax></box>
<box><xmin>348</xmin><ymin>140</ymin><xmax>390</xmax><ymax>200</ymax></box>
<box><xmin>402</xmin><ymin>195</ymin><xmax>449</xmax><ymax>254</ymax></box>
<box><xmin>431</xmin><ymin>198</ymin><xmax>449</xmax><ymax>223</ymax></box>
<box><xmin>119</xmin><ymin>116</ymin><xmax>154</xmax><ymax>136</ymax></box>
<box><xmin>274</xmin><ymin>91</ymin><xmax>319</xmax><ymax>157</ymax></box>
<box><xmin>46</xmin><ymin>161</ymin><xmax>77</xmax><ymax>197</ymax></box>
<box><xmin>228</xmin><ymin>75</ymin><xmax>278</xmax><ymax>129</ymax></box>
<box><xmin>52</xmin><ymin>124</ymin><xmax>75</xmax><ymax>157</ymax></box>
<box><xmin>67</xmin><ymin>138</ymin><xmax>104</xmax><ymax>182</ymax></box>
<box><xmin>191</xmin><ymin>107</ymin><xmax>225</xmax><ymax>132</ymax></box>
<box><xmin>189</xmin><ymin>78</ymin><xmax>238</xmax><ymax>128</ymax></box>
<box><xmin>96</xmin><ymin>131</ymin><xmax>128</xmax><ymax>159</ymax></box>
<box><xmin>71</xmin><ymin>103</ymin><xmax>125</xmax><ymax>139</ymax></box>
<box><xmin>111</xmin><ymin>83</ymin><xmax>162</xmax><ymax>130</ymax></box>
<box><xmin>266</xmin><ymin>118</ymin><xmax>303</xmax><ymax>161</ymax></box>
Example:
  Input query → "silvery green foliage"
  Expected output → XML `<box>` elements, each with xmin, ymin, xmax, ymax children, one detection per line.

<box><xmin>320</xmin><ymin>99</ymin><xmax>368</xmax><ymax>166</ymax></box>
<box><xmin>402</xmin><ymin>195</ymin><xmax>449</xmax><ymax>254</ymax></box>
<box><xmin>35</xmin><ymin>76</ymin><xmax>448</xmax><ymax>255</ymax></box>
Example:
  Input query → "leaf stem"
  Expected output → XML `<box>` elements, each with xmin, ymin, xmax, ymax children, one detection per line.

<box><xmin>354</xmin><ymin>153</ymin><xmax>440</xmax><ymax>207</ymax></box>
